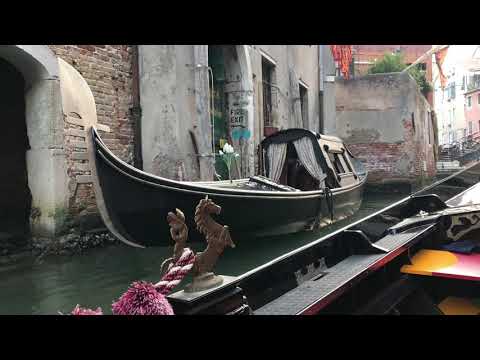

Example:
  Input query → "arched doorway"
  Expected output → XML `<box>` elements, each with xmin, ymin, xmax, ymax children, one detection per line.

<box><xmin>0</xmin><ymin>45</ymin><xmax>66</xmax><ymax>243</ymax></box>
<box><xmin>207</xmin><ymin>45</ymin><xmax>254</xmax><ymax>179</ymax></box>
<box><xmin>0</xmin><ymin>58</ymin><xmax>31</xmax><ymax>250</ymax></box>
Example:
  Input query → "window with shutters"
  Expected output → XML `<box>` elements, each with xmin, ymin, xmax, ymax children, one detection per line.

<box><xmin>299</xmin><ymin>82</ymin><xmax>308</xmax><ymax>129</ymax></box>
<box><xmin>262</xmin><ymin>57</ymin><xmax>276</xmax><ymax>127</ymax></box>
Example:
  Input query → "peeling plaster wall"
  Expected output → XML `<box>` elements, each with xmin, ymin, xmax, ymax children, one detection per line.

<box><xmin>139</xmin><ymin>45</ymin><xmax>334</xmax><ymax>181</ymax></box>
<box><xmin>321</xmin><ymin>45</ymin><xmax>337</xmax><ymax>135</ymax></box>
<box><xmin>138</xmin><ymin>45</ymin><xmax>212</xmax><ymax>181</ymax></box>
<box><xmin>249</xmin><ymin>45</ymin><xmax>326</xmax><ymax>171</ymax></box>
<box><xmin>250</xmin><ymin>45</ymin><xmax>321</xmax><ymax>132</ymax></box>
<box><xmin>336</xmin><ymin>72</ymin><xmax>437</xmax><ymax>186</ymax></box>
<box><xmin>139</xmin><ymin>45</ymin><xmax>182</xmax><ymax>179</ymax></box>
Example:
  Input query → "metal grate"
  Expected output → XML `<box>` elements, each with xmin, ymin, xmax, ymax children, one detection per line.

<box><xmin>262</xmin><ymin>58</ymin><xmax>275</xmax><ymax>127</ymax></box>
<box><xmin>262</xmin><ymin>80</ymin><xmax>273</xmax><ymax>127</ymax></box>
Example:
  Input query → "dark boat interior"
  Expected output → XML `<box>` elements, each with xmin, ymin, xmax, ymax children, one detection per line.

<box><xmin>188</xmin><ymin>129</ymin><xmax>362</xmax><ymax>193</ymax></box>
<box><xmin>278</xmin><ymin>143</ymin><xmax>320</xmax><ymax>191</ymax></box>
<box><xmin>253</xmin><ymin>169</ymin><xmax>480</xmax><ymax>315</ymax></box>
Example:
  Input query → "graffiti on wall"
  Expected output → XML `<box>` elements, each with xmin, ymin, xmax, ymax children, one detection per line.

<box><xmin>228</xmin><ymin>91</ymin><xmax>251</xmax><ymax>141</ymax></box>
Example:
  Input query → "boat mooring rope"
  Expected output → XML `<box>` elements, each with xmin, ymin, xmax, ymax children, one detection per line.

<box><xmin>324</xmin><ymin>187</ymin><xmax>334</xmax><ymax>221</ymax></box>
<box><xmin>154</xmin><ymin>248</ymin><xmax>196</xmax><ymax>295</ymax></box>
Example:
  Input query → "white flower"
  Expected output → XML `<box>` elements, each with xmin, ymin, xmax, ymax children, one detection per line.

<box><xmin>235</xmin><ymin>153</ymin><xmax>240</xmax><ymax>157</ymax></box>
<box><xmin>219</xmin><ymin>150</ymin><xmax>223</xmax><ymax>155</ymax></box>
<box><xmin>223</xmin><ymin>143</ymin><xmax>234</xmax><ymax>154</ymax></box>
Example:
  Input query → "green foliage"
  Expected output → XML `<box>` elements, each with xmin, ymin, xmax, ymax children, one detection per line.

<box><xmin>368</xmin><ymin>52</ymin><xmax>432</xmax><ymax>97</ymax></box>
<box><xmin>367</xmin><ymin>53</ymin><xmax>406</xmax><ymax>74</ymax></box>
<box><xmin>408</xmin><ymin>65</ymin><xmax>433</xmax><ymax>97</ymax></box>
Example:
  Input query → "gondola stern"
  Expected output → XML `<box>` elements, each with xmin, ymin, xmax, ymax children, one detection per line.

<box><xmin>86</xmin><ymin>124</ymin><xmax>147</xmax><ymax>249</ymax></box>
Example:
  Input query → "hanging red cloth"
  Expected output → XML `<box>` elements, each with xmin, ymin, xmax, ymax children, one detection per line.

<box><xmin>330</xmin><ymin>45</ymin><xmax>341</xmax><ymax>61</ymax></box>
<box><xmin>330</xmin><ymin>45</ymin><xmax>353</xmax><ymax>79</ymax></box>
<box><xmin>434</xmin><ymin>47</ymin><xmax>449</xmax><ymax>89</ymax></box>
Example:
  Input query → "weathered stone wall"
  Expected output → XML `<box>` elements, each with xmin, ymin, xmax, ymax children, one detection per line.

<box><xmin>320</xmin><ymin>45</ymin><xmax>337</xmax><ymax>135</ymax></box>
<box><xmin>336</xmin><ymin>72</ymin><xmax>437</xmax><ymax>186</ymax></box>
<box><xmin>48</xmin><ymin>45</ymin><xmax>135</xmax><ymax>230</ymax></box>
<box><xmin>352</xmin><ymin>45</ymin><xmax>433</xmax><ymax>107</ymax></box>
<box><xmin>249</xmin><ymin>45</ymin><xmax>323</xmax><ymax>173</ymax></box>
<box><xmin>138</xmin><ymin>45</ymin><xmax>205</xmax><ymax>181</ymax></box>
<box><xmin>138</xmin><ymin>45</ymin><xmax>332</xmax><ymax>182</ymax></box>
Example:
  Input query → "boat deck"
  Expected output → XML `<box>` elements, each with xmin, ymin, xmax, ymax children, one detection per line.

<box><xmin>254</xmin><ymin>223</ymin><xmax>435</xmax><ymax>315</ymax></box>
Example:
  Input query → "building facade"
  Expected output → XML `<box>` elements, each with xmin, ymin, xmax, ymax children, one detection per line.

<box><xmin>432</xmin><ymin>45</ymin><xmax>480</xmax><ymax>146</ymax></box>
<box><xmin>335</xmin><ymin>72</ymin><xmax>437</xmax><ymax>188</ymax></box>
<box><xmin>0</xmin><ymin>45</ymin><xmax>338</xmax><ymax>247</ymax></box>
<box><xmin>138</xmin><ymin>45</ymin><xmax>337</xmax><ymax>182</ymax></box>
<box><xmin>464</xmin><ymin>88</ymin><xmax>480</xmax><ymax>140</ymax></box>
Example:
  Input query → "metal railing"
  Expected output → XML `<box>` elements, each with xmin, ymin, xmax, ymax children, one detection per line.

<box><xmin>439</xmin><ymin>130</ymin><xmax>480</xmax><ymax>164</ymax></box>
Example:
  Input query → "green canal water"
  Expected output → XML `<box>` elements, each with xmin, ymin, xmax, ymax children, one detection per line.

<box><xmin>0</xmin><ymin>190</ymin><xmax>409</xmax><ymax>315</ymax></box>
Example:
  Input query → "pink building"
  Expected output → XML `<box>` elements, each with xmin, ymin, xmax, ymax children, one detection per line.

<box><xmin>464</xmin><ymin>88</ymin><xmax>480</xmax><ymax>140</ymax></box>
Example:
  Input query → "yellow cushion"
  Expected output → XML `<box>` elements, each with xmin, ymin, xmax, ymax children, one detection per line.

<box><xmin>401</xmin><ymin>250</ymin><xmax>458</xmax><ymax>276</ymax></box>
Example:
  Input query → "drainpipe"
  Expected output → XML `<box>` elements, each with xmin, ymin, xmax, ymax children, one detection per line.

<box><xmin>131</xmin><ymin>45</ymin><xmax>143</xmax><ymax>170</ymax></box>
<box><xmin>318</xmin><ymin>45</ymin><xmax>324</xmax><ymax>133</ymax></box>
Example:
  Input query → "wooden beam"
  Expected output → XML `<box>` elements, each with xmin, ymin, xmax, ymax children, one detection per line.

<box><xmin>402</xmin><ymin>45</ymin><xmax>449</xmax><ymax>72</ymax></box>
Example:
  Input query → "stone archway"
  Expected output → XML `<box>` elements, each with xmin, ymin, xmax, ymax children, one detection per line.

<box><xmin>0</xmin><ymin>45</ymin><xmax>66</xmax><ymax>239</ymax></box>
<box><xmin>0</xmin><ymin>58</ymin><xmax>30</xmax><ymax>249</ymax></box>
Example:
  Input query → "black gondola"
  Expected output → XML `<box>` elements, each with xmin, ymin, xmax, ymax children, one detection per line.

<box><xmin>164</xmin><ymin>161</ymin><xmax>480</xmax><ymax>315</ymax></box>
<box><xmin>88</xmin><ymin>127</ymin><xmax>367</xmax><ymax>248</ymax></box>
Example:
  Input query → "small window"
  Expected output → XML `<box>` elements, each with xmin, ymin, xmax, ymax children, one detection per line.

<box><xmin>262</xmin><ymin>56</ymin><xmax>276</xmax><ymax>127</ymax></box>
<box><xmin>341</xmin><ymin>153</ymin><xmax>353</xmax><ymax>172</ymax></box>
<box><xmin>427</xmin><ymin>112</ymin><xmax>432</xmax><ymax>144</ymax></box>
<box><xmin>478</xmin><ymin>94</ymin><xmax>480</xmax><ymax>104</ymax></box>
<box><xmin>411</xmin><ymin>112</ymin><xmax>416</xmax><ymax>132</ymax></box>
<box><xmin>450</xmin><ymin>82</ymin><xmax>456</xmax><ymax>99</ymax></box>
<box><xmin>328</xmin><ymin>152</ymin><xmax>345</xmax><ymax>174</ymax></box>
<box><xmin>467</xmin><ymin>96</ymin><xmax>472</xmax><ymax>107</ymax></box>
<box><xmin>469</xmin><ymin>121</ymin><xmax>473</xmax><ymax>135</ymax></box>
<box><xmin>299</xmin><ymin>82</ymin><xmax>308</xmax><ymax>129</ymax></box>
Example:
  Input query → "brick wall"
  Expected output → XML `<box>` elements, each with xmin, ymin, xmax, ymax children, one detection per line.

<box><xmin>352</xmin><ymin>45</ymin><xmax>433</xmax><ymax>106</ymax></box>
<box><xmin>347</xmin><ymin>120</ymin><xmax>417</xmax><ymax>184</ymax></box>
<box><xmin>48</xmin><ymin>45</ymin><xmax>135</xmax><ymax>230</ymax></box>
<box><xmin>336</xmin><ymin>73</ymin><xmax>437</xmax><ymax>187</ymax></box>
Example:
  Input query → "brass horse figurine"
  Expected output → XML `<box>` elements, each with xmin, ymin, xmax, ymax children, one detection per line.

<box><xmin>193</xmin><ymin>195</ymin><xmax>235</xmax><ymax>278</ymax></box>
<box><xmin>161</xmin><ymin>196</ymin><xmax>235</xmax><ymax>292</ymax></box>
<box><xmin>160</xmin><ymin>208</ymin><xmax>189</xmax><ymax>275</ymax></box>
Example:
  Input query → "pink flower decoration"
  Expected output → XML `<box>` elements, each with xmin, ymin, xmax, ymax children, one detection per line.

<box><xmin>71</xmin><ymin>305</ymin><xmax>103</xmax><ymax>315</ymax></box>
<box><xmin>112</xmin><ymin>281</ymin><xmax>174</xmax><ymax>315</ymax></box>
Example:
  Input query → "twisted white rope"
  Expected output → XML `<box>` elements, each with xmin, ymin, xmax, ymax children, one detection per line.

<box><xmin>154</xmin><ymin>248</ymin><xmax>195</xmax><ymax>295</ymax></box>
